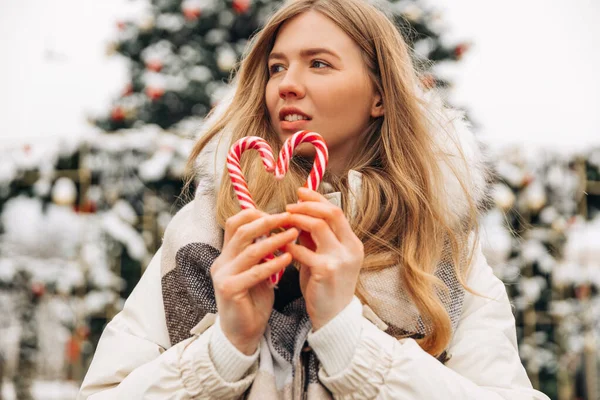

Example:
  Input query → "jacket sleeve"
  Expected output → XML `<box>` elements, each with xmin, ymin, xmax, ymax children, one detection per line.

<box><xmin>307</xmin><ymin>239</ymin><xmax>551</xmax><ymax>400</ymax></box>
<box><xmin>77</xmin><ymin>247</ymin><xmax>259</xmax><ymax>400</ymax></box>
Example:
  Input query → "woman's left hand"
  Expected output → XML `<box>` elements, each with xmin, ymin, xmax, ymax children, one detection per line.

<box><xmin>285</xmin><ymin>187</ymin><xmax>364</xmax><ymax>331</ymax></box>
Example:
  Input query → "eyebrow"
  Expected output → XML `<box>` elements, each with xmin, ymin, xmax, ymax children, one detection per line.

<box><xmin>268</xmin><ymin>47</ymin><xmax>341</xmax><ymax>62</ymax></box>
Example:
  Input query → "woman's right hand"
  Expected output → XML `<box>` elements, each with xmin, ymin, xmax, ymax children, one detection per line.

<box><xmin>210</xmin><ymin>209</ymin><xmax>298</xmax><ymax>355</ymax></box>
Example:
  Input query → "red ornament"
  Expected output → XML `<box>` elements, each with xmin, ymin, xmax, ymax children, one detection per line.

<box><xmin>183</xmin><ymin>6</ymin><xmax>201</xmax><ymax>21</ymax></box>
<box><xmin>454</xmin><ymin>43</ymin><xmax>470</xmax><ymax>60</ymax></box>
<box><xmin>233</xmin><ymin>0</ymin><xmax>251</xmax><ymax>14</ymax></box>
<box><xmin>31</xmin><ymin>282</ymin><xmax>45</xmax><ymax>297</ymax></box>
<box><xmin>575</xmin><ymin>284</ymin><xmax>591</xmax><ymax>300</ymax></box>
<box><xmin>146</xmin><ymin>87</ymin><xmax>165</xmax><ymax>100</ymax></box>
<box><xmin>74</xmin><ymin>200</ymin><xmax>97</xmax><ymax>214</ymax></box>
<box><xmin>65</xmin><ymin>337</ymin><xmax>81</xmax><ymax>363</ymax></box>
<box><xmin>110</xmin><ymin>106</ymin><xmax>126</xmax><ymax>121</ymax></box>
<box><xmin>146</xmin><ymin>59</ymin><xmax>163</xmax><ymax>72</ymax></box>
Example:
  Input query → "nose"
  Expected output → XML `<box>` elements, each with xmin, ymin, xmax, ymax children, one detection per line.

<box><xmin>278</xmin><ymin>66</ymin><xmax>305</xmax><ymax>100</ymax></box>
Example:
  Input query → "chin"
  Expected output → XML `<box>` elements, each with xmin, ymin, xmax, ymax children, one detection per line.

<box><xmin>292</xmin><ymin>142</ymin><xmax>317</xmax><ymax>159</ymax></box>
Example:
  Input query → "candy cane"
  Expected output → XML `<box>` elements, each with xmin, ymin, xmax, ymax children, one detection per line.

<box><xmin>227</xmin><ymin>130</ymin><xmax>329</xmax><ymax>286</ymax></box>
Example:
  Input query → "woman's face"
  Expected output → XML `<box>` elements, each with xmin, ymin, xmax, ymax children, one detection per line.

<box><xmin>265</xmin><ymin>11</ymin><xmax>383</xmax><ymax>174</ymax></box>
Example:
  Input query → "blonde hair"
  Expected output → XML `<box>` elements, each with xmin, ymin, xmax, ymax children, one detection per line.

<box><xmin>185</xmin><ymin>0</ymin><xmax>483</xmax><ymax>357</ymax></box>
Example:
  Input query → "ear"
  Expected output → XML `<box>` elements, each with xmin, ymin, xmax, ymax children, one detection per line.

<box><xmin>370</xmin><ymin>92</ymin><xmax>384</xmax><ymax>118</ymax></box>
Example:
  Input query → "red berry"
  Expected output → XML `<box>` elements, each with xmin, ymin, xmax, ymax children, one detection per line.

<box><xmin>111</xmin><ymin>106</ymin><xmax>125</xmax><ymax>121</ymax></box>
<box><xmin>31</xmin><ymin>282</ymin><xmax>45</xmax><ymax>297</ymax></box>
<box><xmin>183</xmin><ymin>6</ymin><xmax>201</xmax><ymax>21</ymax></box>
<box><xmin>233</xmin><ymin>0</ymin><xmax>251</xmax><ymax>14</ymax></box>
<box><xmin>146</xmin><ymin>87</ymin><xmax>165</xmax><ymax>100</ymax></box>
<box><xmin>146</xmin><ymin>60</ymin><xmax>163</xmax><ymax>72</ymax></box>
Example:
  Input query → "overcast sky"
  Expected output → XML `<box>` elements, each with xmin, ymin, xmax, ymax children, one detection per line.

<box><xmin>0</xmin><ymin>0</ymin><xmax>598</xmax><ymax>154</ymax></box>
<box><xmin>426</xmin><ymin>0</ymin><xmax>600</xmax><ymax>153</ymax></box>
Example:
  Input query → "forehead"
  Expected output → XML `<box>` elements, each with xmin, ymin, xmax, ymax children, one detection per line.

<box><xmin>271</xmin><ymin>11</ymin><xmax>359</xmax><ymax>57</ymax></box>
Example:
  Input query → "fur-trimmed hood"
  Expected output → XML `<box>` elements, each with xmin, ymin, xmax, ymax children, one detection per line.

<box><xmin>192</xmin><ymin>82</ymin><xmax>493</xmax><ymax>229</ymax></box>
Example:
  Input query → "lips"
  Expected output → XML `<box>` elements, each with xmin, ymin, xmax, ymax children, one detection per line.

<box><xmin>279</xmin><ymin>107</ymin><xmax>312</xmax><ymax>121</ymax></box>
<box><xmin>280</xmin><ymin>119</ymin><xmax>310</xmax><ymax>131</ymax></box>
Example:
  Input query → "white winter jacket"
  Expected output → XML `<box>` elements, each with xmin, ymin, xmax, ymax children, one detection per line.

<box><xmin>78</xmin><ymin>232</ymin><xmax>550</xmax><ymax>399</ymax></box>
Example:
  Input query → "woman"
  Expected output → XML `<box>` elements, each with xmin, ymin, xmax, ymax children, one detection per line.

<box><xmin>78</xmin><ymin>0</ymin><xmax>549</xmax><ymax>399</ymax></box>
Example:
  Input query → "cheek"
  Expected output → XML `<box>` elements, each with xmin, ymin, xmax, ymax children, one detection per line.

<box><xmin>317</xmin><ymin>77</ymin><xmax>371</xmax><ymax>120</ymax></box>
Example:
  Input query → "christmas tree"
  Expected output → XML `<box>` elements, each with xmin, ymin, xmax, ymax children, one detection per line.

<box><xmin>481</xmin><ymin>146</ymin><xmax>600</xmax><ymax>399</ymax></box>
<box><xmin>0</xmin><ymin>131</ymin><xmax>198</xmax><ymax>395</ymax></box>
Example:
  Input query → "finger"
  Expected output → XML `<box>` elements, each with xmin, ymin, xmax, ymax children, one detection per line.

<box><xmin>231</xmin><ymin>228</ymin><xmax>299</xmax><ymax>274</ymax></box>
<box><xmin>286</xmin><ymin>201</ymin><xmax>354</xmax><ymax>244</ymax></box>
<box><xmin>297</xmin><ymin>187</ymin><xmax>330</xmax><ymax>204</ymax></box>
<box><xmin>285</xmin><ymin>242</ymin><xmax>324</xmax><ymax>270</ymax></box>
<box><xmin>228</xmin><ymin>212</ymin><xmax>293</xmax><ymax>250</ymax></box>
<box><xmin>298</xmin><ymin>230</ymin><xmax>316</xmax><ymax>252</ymax></box>
<box><xmin>287</xmin><ymin>213</ymin><xmax>338</xmax><ymax>250</ymax></box>
<box><xmin>228</xmin><ymin>252</ymin><xmax>292</xmax><ymax>293</ymax></box>
<box><xmin>223</xmin><ymin>208</ymin><xmax>266</xmax><ymax>245</ymax></box>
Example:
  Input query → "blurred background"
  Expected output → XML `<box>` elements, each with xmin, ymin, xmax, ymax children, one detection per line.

<box><xmin>0</xmin><ymin>0</ymin><xmax>598</xmax><ymax>399</ymax></box>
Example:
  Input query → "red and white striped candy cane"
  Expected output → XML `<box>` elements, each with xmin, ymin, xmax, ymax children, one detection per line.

<box><xmin>226</xmin><ymin>130</ymin><xmax>329</xmax><ymax>286</ymax></box>
<box><xmin>276</xmin><ymin>130</ymin><xmax>328</xmax><ymax>191</ymax></box>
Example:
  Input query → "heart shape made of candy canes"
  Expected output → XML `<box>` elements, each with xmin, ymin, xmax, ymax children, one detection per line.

<box><xmin>227</xmin><ymin>130</ymin><xmax>329</xmax><ymax>286</ymax></box>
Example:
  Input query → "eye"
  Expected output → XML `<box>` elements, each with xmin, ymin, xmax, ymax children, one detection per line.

<box><xmin>311</xmin><ymin>60</ymin><xmax>330</xmax><ymax>69</ymax></box>
<box><xmin>269</xmin><ymin>64</ymin><xmax>284</xmax><ymax>75</ymax></box>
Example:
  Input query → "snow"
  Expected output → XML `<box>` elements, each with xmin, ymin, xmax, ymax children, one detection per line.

<box><xmin>51</xmin><ymin>178</ymin><xmax>78</xmax><ymax>206</ymax></box>
<box><xmin>138</xmin><ymin>148</ymin><xmax>175</xmax><ymax>181</ymax></box>
<box><xmin>1</xmin><ymin>380</ymin><xmax>79</xmax><ymax>400</ymax></box>
<box><xmin>519</xmin><ymin>276</ymin><xmax>547</xmax><ymax>305</ymax></box>
<box><xmin>1</xmin><ymin>198</ymin><xmax>84</xmax><ymax>259</ymax></box>
<box><xmin>84</xmin><ymin>290</ymin><xmax>119</xmax><ymax>315</ymax></box>
<box><xmin>549</xmin><ymin>215</ymin><xmax>600</xmax><ymax>288</ymax></box>
<box><xmin>0</xmin><ymin>259</ymin><xmax>16</xmax><ymax>282</ymax></box>
<box><xmin>480</xmin><ymin>209</ymin><xmax>513</xmax><ymax>267</ymax></box>
<box><xmin>0</xmin><ymin>195</ymin><xmax>136</xmax><ymax>293</ymax></box>
<box><xmin>101</xmin><ymin>213</ymin><xmax>148</xmax><ymax>262</ymax></box>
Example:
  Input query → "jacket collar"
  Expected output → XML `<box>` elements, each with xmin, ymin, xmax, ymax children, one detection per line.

<box><xmin>194</xmin><ymin>83</ymin><xmax>492</xmax><ymax>229</ymax></box>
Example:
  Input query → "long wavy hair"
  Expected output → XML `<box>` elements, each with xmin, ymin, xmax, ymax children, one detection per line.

<box><xmin>185</xmin><ymin>0</ymin><xmax>484</xmax><ymax>357</ymax></box>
